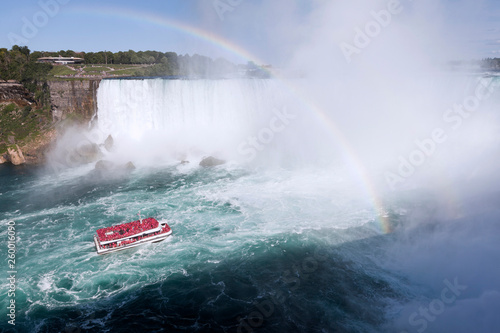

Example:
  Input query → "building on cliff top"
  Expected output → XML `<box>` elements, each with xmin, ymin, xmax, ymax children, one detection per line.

<box><xmin>37</xmin><ymin>56</ymin><xmax>84</xmax><ymax>65</ymax></box>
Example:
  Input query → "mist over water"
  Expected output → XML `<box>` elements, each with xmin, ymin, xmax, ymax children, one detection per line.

<box><xmin>93</xmin><ymin>77</ymin><xmax>344</xmax><ymax>170</ymax></box>
<box><xmin>2</xmin><ymin>1</ymin><xmax>500</xmax><ymax>332</ymax></box>
<box><xmin>97</xmin><ymin>78</ymin><xmax>292</xmax><ymax>164</ymax></box>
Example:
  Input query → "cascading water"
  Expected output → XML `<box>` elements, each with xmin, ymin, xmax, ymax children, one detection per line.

<box><xmin>95</xmin><ymin>78</ymin><xmax>308</xmax><ymax>165</ymax></box>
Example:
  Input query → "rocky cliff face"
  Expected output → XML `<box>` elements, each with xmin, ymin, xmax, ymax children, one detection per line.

<box><xmin>48</xmin><ymin>80</ymin><xmax>100</xmax><ymax>121</ymax></box>
<box><xmin>0</xmin><ymin>79</ymin><xmax>101</xmax><ymax>165</ymax></box>
<box><xmin>0</xmin><ymin>82</ymin><xmax>35</xmax><ymax>106</ymax></box>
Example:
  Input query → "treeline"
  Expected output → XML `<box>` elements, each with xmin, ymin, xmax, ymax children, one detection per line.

<box><xmin>18</xmin><ymin>48</ymin><xmax>241</xmax><ymax>77</ymax></box>
<box><xmin>481</xmin><ymin>58</ymin><xmax>500</xmax><ymax>70</ymax></box>
<box><xmin>84</xmin><ymin>50</ymin><xmax>239</xmax><ymax>77</ymax></box>
<box><xmin>0</xmin><ymin>46</ymin><xmax>52</xmax><ymax>106</ymax></box>
<box><xmin>83</xmin><ymin>50</ymin><xmax>177</xmax><ymax>66</ymax></box>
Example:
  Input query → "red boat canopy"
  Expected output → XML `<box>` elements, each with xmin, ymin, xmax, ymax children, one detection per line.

<box><xmin>96</xmin><ymin>218</ymin><xmax>159</xmax><ymax>242</ymax></box>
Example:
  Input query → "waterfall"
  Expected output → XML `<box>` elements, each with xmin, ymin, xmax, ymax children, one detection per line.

<box><xmin>95</xmin><ymin>74</ymin><xmax>500</xmax><ymax>168</ymax></box>
<box><xmin>95</xmin><ymin>78</ymin><xmax>297</xmax><ymax>164</ymax></box>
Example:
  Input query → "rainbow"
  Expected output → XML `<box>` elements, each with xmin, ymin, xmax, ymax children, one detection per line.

<box><xmin>68</xmin><ymin>5</ymin><xmax>263</xmax><ymax>65</ymax></box>
<box><xmin>68</xmin><ymin>5</ymin><xmax>392</xmax><ymax>233</ymax></box>
<box><xmin>284</xmin><ymin>83</ymin><xmax>392</xmax><ymax>234</ymax></box>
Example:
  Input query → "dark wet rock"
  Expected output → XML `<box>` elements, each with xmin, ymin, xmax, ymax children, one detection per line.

<box><xmin>104</xmin><ymin>135</ymin><xmax>114</xmax><ymax>152</ymax></box>
<box><xmin>95</xmin><ymin>160</ymin><xmax>135</xmax><ymax>171</ymax></box>
<box><xmin>95</xmin><ymin>159</ymin><xmax>115</xmax><ymax>170</ymax></box>
<box><xmin>199</xmin><ymin>156</ymin><xmax>225</xmax><ymax>167</ymax></box>
<box><xmin>67</xmin><ymin>142</ymin><xmax>102</xmax><ymax>165</ymax></box>
<box><xmin>124</xmin><ymin>161</ymin><xmax>135</xmax><ymax>170</ymax></box>
<box><xmin>91</xmin><ymin>160</ymin><xmax>135</xmax><ymax>180</ymax></box>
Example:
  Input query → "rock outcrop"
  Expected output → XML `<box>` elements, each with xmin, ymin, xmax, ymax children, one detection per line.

<box><xmin>67</xmin><ymin>143</ymin><xmax>102</xmax><ymax>165</ymax></box>
<box><xmin>95</xmin><ymin>160</ymin><xmax>136</xmax><ymax>171</ymax></box>
<box><xmin>2</xmin><ymin>144</ymin><xmax>26</xmax><ymax>165</ymax></box>
<box><xmin>104</xmin><ymin>134</ymin><xmax>114</xmax><ymax>152</ymax></box>
<box><xmin>199</xmin><ymin>156</ymin><xmax>225</xmax><ymax>167</ymax></box>
<box><xmin>19</xmin><ymin>129</ymin><xmax>56</xmax><ymax>165</ymax></box>
<box><xmin>124</xmin><ymin>161</ymin><xmax>136</xmax><ymax>170</ymax></box>
<box><xmin>92</xmin><ymin>160</ymin><xmax>136</xmax><ymax>178</ymax></box>
<box><xmin>0</xmin><ymin>83</ymin><xmax>34</xmax><ymax>106</ymax></box>
<box><xmin>95</xmin><ymin>159</ymin><xmax>115</xmax><ymax>170</ymax></box>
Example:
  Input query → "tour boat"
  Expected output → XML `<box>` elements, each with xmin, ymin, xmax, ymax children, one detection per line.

<box><xmin>94</xmin><ymin>217</ymin><xmax>172</xmax><ymax>255</ymax></box>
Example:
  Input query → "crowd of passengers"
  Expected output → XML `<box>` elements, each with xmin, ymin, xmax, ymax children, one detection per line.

<box><xmin>100</xmin><ymin>225</ymin><xmax>171</xmax><ymax>249</ymax></box>
<box><xmin>97</xmin><ymin>218</ymin><xmax>160</xmax><ymax>242</ymax></box>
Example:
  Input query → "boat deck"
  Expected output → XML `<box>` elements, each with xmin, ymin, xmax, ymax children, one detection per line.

<box><xmin>94</xmin><ymin>218</ymin><xmax>172</xmax><ymax>255</ymax></box>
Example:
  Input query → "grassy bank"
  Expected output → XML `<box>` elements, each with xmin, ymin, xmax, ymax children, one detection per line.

<box><xmin>0</xmin><ymin>102</ymin><xmax>53</xmax><ymax>156</ymax></box>
<box><xmin>48</xmin><ymin>64</ymin><xmax>150</xmax><ymax>79</ymax></box>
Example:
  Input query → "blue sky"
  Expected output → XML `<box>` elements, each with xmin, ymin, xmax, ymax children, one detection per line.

<box><xmin>0</xmin><ymin>0</ymin><xmax>499</xmax><ymax>64</ymax></box>
<box><xmin>0</xmin><ymin>0</ymin><xmax>301</xmax><ymax>64</ymax></box>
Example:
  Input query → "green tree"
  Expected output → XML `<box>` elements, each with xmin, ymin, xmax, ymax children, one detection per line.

<box><xmin>21</xmin><ymin>62</ymin><xmax>52</xmax><ymax>106</ymax></box>
<box><xmin>29</xmin><ymin>51</ymin><xmax>43</xmax><ymax>63</ymax></box>
<box><xmin>104</xmin><ymin>51</ymin><xmax>113</xmax><ymax>64</ymax></box>
<box><xmin>17</xmin><ymin>45</ymin><xmax>30</xmax><ymax>62</ymax></box>
<box><xmin>130</xmin><ymin>54</ymin><xmax>140</xmax><ymax>64</ymax></box>
<box><xmin>0</xmin><ymin>48</ymin><xmax>9</xmax><ymax>80</ymax></box>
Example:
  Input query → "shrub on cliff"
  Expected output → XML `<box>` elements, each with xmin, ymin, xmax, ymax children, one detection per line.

<box><xmin>0</xmin><ymin>46</ymin><xmax>52</xmax><ymax>108</ymax></box>
<box><xmin>3</xmin><ymin>103</ymin><xmax>16</xmax><ymax>113</ymax></box>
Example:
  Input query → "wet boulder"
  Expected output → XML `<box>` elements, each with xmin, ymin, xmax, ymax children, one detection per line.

<box><xmin>5</xmin><ymin>145</ymin><xmax>25</xmax><ymax>165</ymax></box>
<box><xmin>95</xmin><ymin>159</ymin><xmax>115</xmax><ymax>170</ymax></box>
<box><xmin>104</xmin><ymin>135</ymin><xmax>114</xmax><ymax>152</ymax></box>
<box><xmin>94</xmin><ymin>160</ymin><xmax>135</xmax><ymax>171</ymax></box>
<box><xmin>124</xmin><ymin>161</ymin><xmax>136</xmax><ymax>170</ymax></box>
<box><xmin>68</xmin><ymin>143</ymin><xmax>102</xmax><ymax>165</ymax></box>
<box><xmin>199</xmin><ymin>156</ymin><xmax>225</xmax><ymax>167</ymax></box>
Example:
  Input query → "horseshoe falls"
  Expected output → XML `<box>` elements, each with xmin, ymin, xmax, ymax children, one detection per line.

<box><xmin>1</xmin><ymin>76</ymin><xmax>500</xmax><ymax>333</ymax></box>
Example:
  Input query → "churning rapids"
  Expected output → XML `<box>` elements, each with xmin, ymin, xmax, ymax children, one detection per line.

<box><xmin>1</xmin><ymin>77</ymin><xmax>500</xmax><ymax>333</ymax></box>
